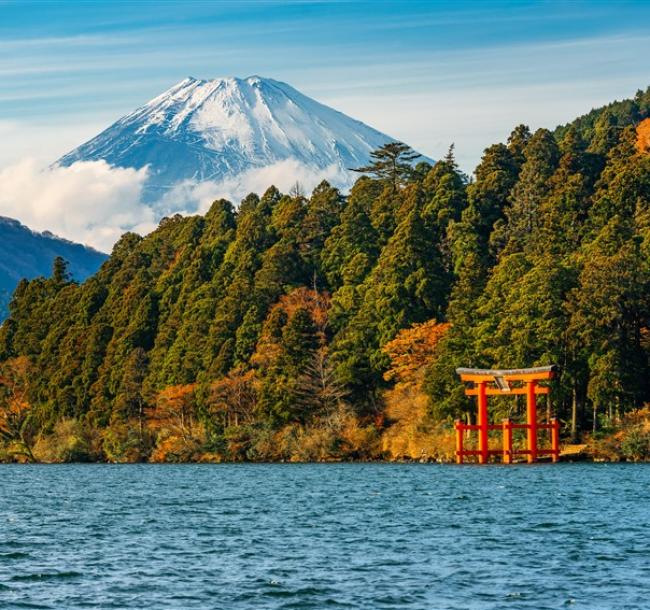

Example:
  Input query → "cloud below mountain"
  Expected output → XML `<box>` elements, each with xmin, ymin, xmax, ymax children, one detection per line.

<box><xmin>0</xmin><ymin>158</ymin><xmax>349</xmax><ymax>251</ymax></box>
<box><xmin>0</xmin><ymin>159</ymin><xmax>153</xmax><ymax>252</ymax></box>
<box><xmin>157</xmin><ymin>159</ymin><xmax>348</xmax><ymax>216</ymax></box>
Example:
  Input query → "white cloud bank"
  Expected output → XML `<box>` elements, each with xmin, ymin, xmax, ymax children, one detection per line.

<box><xmin>0</xmin><ymin>159</ymin><xmax>154</xmax><ymax>252</ymax></box>
<box><xmin>159</xmin><ymin>159</ymin><xmax>349</xmax><ymax>217</ymax></box>
<box><xmin>0</xmin><ymin>158</ymin><xmax>350</xmax><ymax>252</ymax></box>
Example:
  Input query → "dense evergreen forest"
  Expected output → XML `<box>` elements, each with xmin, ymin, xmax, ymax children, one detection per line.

<box><xmin>1</xmin><ymin>87</ymin><xmax>649</xmax><ymax>462</ymax></box>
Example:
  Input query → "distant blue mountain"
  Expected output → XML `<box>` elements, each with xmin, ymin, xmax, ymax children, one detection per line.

<box><xmin>0</xmin><ymin>217</ymin><xmax>107</xmax><ymax>319</ymax></box>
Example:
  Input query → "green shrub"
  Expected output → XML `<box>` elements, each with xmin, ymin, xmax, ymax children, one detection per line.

<box><xmin>621</xmin><ymin>427</ymin><xmax>650</xmax><ymax>461</ymax></box>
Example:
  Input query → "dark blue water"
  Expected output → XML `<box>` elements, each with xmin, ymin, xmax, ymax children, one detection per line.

<box><xmin>0</xmin><ymin>464</ymin><xmax>648</xmax><ymax>610</ymax></box>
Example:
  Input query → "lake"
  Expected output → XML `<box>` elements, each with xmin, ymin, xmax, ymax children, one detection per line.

<box><xmin>1</xmin><ymin>464</ymin><xmax>648</xmax><ymax>609</ymax></box>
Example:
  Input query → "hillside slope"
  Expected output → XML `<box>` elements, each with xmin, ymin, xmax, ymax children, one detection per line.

<box><xmin>2</xmin><ymin>90</ymin><xmax>649</xmax><ymax>463</ymax></box>
<box><xmin>554</xmin><ymin>85</ymin><xmax>650</xmax><ymax>143</ymax></box>
<box><xmin>0</xmin><ymin>217</ymin><xmax>107</xmax><ymax>318</ymax></box>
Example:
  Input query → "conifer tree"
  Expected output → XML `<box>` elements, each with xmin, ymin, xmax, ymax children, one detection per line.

<box><xmin>532</xmin><ymin>127</ymin><xmax>593</xmax><ymax>257</ymax></box>
<box><xmin>502</xmin><ymin>128</ymin><xmax>560</xmax><ymax>253</ymax></box>
<box><xmin>52</xmin><ymin>256</ymin><xmax>71</xmax><ymax>288</ymax></box>
<box><xmin>321</xmin><ymin>177</ymin><xmax>381</xmax><ymax>292</ymax></box>
<box><xmin>253</xmin><ymin>290</ymin><xmax>326</xmax><ymax>423</ymax></box>
<box><xmin>589</xmin><ymin>109</ymin><xmax>621</xmax><ymax>155</ymax></box>
<box><xmin>300</xmin><ymin>181</ymin><xmax>343</xmax><ymax>288</ymax></box>
<box><xmin>568</xmin><ymin>215</ymin><xmax>648</xmax><ymax>428</ymax></box>
<box><xmin>352</xmin><ymin>142</ymin><xmax>420</xmax><ymax>191</ymax></box>
<box><xmin>332</xmin><ymin>185</ymin><xmax>448</xmax><ymax>399</ymax></box>
<box><xmin>1</xmin><ymin>89</ymin><xmax>648</xmax><ymax>457</ymax></box>
<box><xmin>421</xmin><ymin>145</ymin><xmax>467</xmax><ymax>271</ymax></box>
<box><xmin>422</xmin><ymin>146</ymin><xmax>466</xmax><ymax>228</ymax></box>
<box><xmin>115</xmin><ymin>347</ymin><xmax>148</xmax><ymax>441</ymax></box>
<box><xmin>507</xmin><ymin>124</ymin><xmax>532</xmax><ymax>168</ymax></box>
<box><xmin>463</xmin><ymin>141</ymin><xmax>519</xmax><ymax>262</ymax></box>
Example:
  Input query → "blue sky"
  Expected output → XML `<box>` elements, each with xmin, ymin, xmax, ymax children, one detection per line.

<box><xmin>1</xmin><ymin>0</ymin><xmax>649</xmax><ymax>171</ymax></box>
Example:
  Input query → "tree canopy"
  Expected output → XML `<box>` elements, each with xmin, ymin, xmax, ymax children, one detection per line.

<box><xmin>1</xmin><ymin>87</ymin><xmax>649</xmax><ymax>461</ymax></box>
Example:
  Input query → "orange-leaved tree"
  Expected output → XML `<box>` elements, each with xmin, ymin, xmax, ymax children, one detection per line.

<box><xmin>380</xmin><ymin>320</ymin><xmax>454</xmax><ymax>460</ymax></box>
<box><xmin>251</xmin><ymin>287</ymin><xmax>333</xmax><ymax>423</ymax></box>
<box><xmin>0</xmin><ymin>356</ymin><xmax>36</xmax><ymax>461</ymax></box>
<box><xmin>637</xmin><ymin>118</ymin><xmax>650</xmax><ymax>153</ymax></box>
<box><xmin>147</xmin><ymin>384</ymin><xmax>199</xmax><ymax>443</ymax></box>
<box><xmin>382</xmin><ymin>320</ymin><xmax>450</xmax><ymax>387</ymax></box>
<box><xmin>209</xmin><ymin>368</ymin><xmax>257</xmax><ymax>428</ymax></box>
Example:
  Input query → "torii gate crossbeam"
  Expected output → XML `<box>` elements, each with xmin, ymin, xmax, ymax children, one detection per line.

<box><xmin>455</xmin><ymin>366</ymin><xmax>560</xmax><ymax>464</ymax></box>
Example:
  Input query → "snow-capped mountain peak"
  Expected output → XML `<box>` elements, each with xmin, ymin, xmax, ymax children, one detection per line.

<box><xmin>57</xmin><ymin>76</ymin><xmax>431</xmax><ymax>198</ymax></box>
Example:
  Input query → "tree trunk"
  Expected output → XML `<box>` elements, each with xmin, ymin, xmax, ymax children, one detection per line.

<box><xmin>19</xmin><ymin>435</ymin><xmax>36</xmax><ymax>463</ymax></box>
<box><xmin>579</xmin><ymin>391</ymin><xmax>586</xmax><ymax>438</ymax></box>
<box><xmin>571</xmin><ymin>386</ymin><xmax>578</xmax><ymax>443</ymax></box>
<box><xmin>138</xmin><ymin>399</ymin><xmax>144</xmax><ymax>454</ymax></box>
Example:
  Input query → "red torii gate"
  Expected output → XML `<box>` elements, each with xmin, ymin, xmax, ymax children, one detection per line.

<box><xmin>455</xmin><ymin>366</ymin><xmax>560</xmax><ymax>464</ymax></box>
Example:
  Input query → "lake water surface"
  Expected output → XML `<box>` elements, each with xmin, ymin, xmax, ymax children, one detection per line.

<box><xmin>0</xmin><ymin>463</ymin><xmax>648</xmax><ymax>609</ymax></box>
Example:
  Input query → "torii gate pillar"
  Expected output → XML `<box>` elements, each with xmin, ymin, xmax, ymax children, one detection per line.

<box><xmin>526</xmin><ymin>380</ymin><xmax>538</xmax><ymax>463</ymax></box>
<box><xmin>455</xmin><ymin>366</ymin><xmax>559</xmax><ymax>464</ymax></box>
<box><xmin>477</xmin><ymin>381</ymin><xmax>488</xmax><ymax>464</ymax></box>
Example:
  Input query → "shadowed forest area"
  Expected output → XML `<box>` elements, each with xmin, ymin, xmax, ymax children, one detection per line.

<box><xmin>1</xmin><ymin>87</ymin><xmax>650</xmax><ymax>463</ymax></box>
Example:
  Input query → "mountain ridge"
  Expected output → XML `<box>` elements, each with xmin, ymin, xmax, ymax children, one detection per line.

<box><xmin>0</xmin><ymin>216</ymin><xmax>107</xmax><ymax>319</ymax></box>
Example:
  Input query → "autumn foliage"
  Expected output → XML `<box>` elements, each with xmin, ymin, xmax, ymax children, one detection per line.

<box><xmin>382</xmin><ymin>320</ymin><xmax>450</xmax><ymax>386</ymax></box>
<box><xmin>1</xmin><ymin>88</ymin><xmax>650</xmax><ymax>461</ymax></box>
<box><xmin>147</xmin><ymin>384</ymin><xmax>203</xmax><ymax>461</ymax></box>
<box><xmin>0</xmin><ymin>357</ymin><xmax>35</xmax><ymax>461</ymax></box>
<box><xmin>380</xmin><ymin>320</ymin><xmax>454</xmax><ymax>461</ymax></box>
<box><xmin>637</xmin><ymin>118</ymin><xmax>650</xmax><ymax>153</ymax></box>
<box><xmin>209</xmin><ymin>368</ymin><xmax>257</xmax><ymax>428</ymax></box>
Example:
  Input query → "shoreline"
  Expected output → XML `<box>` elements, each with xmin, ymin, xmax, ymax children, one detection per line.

<box><xmin>3</xmin><ymin>454</ymin><xmax>648</xmax><ymax>465</ymax></box>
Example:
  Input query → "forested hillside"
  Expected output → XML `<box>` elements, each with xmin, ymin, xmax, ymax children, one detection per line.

<box><xmin>1</xmin><ymin>87</ymin><xmax>649</xmax><ymax>462</ymax></box>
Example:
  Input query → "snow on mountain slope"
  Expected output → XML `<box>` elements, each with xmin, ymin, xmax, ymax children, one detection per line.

<box><xmin>57</xmin><ymin>76</ymin><xmax>431</xmax><ymax>198</ymax></box>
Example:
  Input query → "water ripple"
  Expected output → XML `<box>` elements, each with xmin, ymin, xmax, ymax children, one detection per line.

<box><xmin>0</xmin><ymin>463</ymin><xmax>649</xmax><ymax>609</ymax></box>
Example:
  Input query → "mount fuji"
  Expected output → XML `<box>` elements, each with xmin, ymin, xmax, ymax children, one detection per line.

<box><xmin>56</xmin><ymin>76</ymin><xmax>431</xmax><ymax>200</ymax></box>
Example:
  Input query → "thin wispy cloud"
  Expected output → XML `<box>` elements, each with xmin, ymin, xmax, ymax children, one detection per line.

<box><xmin>0</xmin><ymin>33</ymin><xmax>126</xmax><ymax>50</ymax></box>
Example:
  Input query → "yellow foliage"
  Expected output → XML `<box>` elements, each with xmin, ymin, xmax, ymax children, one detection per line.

<box><xmin>251</xmin><ymin>287</ymin><xmax>331</xmax><ymax>370</ymax></box>
<box><xmin>0</xmin><ymin>356</ymin><xmax>33</xmax><ymax>458</ymax></box>
<box><xmin>381</xmin><ymin>384</ymin><xmax>455</xmax><ymax>461</ymax></box>
<box><xmin>102</xmin><ymin>419</ymin><xmax>151</xmax><ymax>463</ymax></box>
<box><xmin>147</xmin><ymin>384</ymin><xmax>208</xmax><ymax>462</ymax></box>
<box><xmin>637</xmin><ymin>118</ymin><xmax>650</xmax><ymax>153</ymax></box>
<box><xmin>586</xmin><ymin>407</ymin><xmax>650</xmax><ymax>461</ymax></box>
<box><xmin>379</xmin><ymin>319</ymin><xmax>454</xmax><ymax>461</ymax></box>
<box><xmin>208</xmin><ymin>368</ymin><xmax>257</xmax><ymax>427</ymax></box>
<box><xmin>275</xmin><ymin>287</ymin><xmax>330</xmax><ymax>331</ymax></box>
<box><xmin>239</xmin><ymin>405</ymin><xmax>379</xmax><ymax>462</ymax></box>
<box><xmin>147</xmin><ymin>384</ymin><xmax>198</xmax><ymax>436</ymax></box>
<box><xmin>33</xmin><ymin>418</ymin><xmax>102</xmax><ymax>463</ymax></box>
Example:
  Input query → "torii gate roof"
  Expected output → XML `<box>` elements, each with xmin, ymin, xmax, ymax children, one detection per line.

<box><xmin>456</xmin><ymin>365</ymin><xmax>558</xmax><ymax>383</ymax></box>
